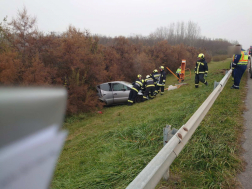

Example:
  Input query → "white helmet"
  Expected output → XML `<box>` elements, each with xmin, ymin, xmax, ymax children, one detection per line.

<box><xmin>146</xmin><ymin>75</ymin><xmax>150</xmax><ymax>79</ymax></box>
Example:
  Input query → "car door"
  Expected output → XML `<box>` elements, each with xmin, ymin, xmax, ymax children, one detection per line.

<box><xmin>112</xmin><ymin>83</ymin><xmax>130</xmax><ymax>103</ymax></box>
<box><xmin>98</xmin><ymin>83</ymin><xmax>114</xmax><ymax>105</ymax></box>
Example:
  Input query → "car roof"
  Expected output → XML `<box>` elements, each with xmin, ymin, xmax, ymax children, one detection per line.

<box><xmin>99</xmin><ymin>81</ymin><xmax>132</xmax><ymax>87</ymax></box>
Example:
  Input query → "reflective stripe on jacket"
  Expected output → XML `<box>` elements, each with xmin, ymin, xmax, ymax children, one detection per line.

<box><xmin>145</xmin><ymin>78</ymin><xmax>155</xmax><ymax>87</ymax></box>
<box><xmin>132</xmin><ymin>79</ymin><xmax>143</xmax><ymax>92</ymax></box>
<box><xmin>238</xmin><ymin>50</ymin><xmax>248</xmax><ymax>65</ymax></box>
<box><xmin>194</xmin><ymin>59</ymin><xmax>208</xmax><ymax>74</ymax></box>
<box><xmin>152</xmin><ymin>73</ymin><xmax>160</xmax><ymax>84</ymax></box>
<box><xmin>158</xmin><ymin>70</ymin><xmax>166</xmax><ymax>85</ymax></box>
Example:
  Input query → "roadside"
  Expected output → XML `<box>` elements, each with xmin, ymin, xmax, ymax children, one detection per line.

<box><xmin>52</xmin><ymin>59</ymin><xmax>246</xmax><ymax>189</ymax></box>
<box><xmin>238</xmin><ymin>64</ymin><xmax>252</xmax><ymax>188</ymax></box>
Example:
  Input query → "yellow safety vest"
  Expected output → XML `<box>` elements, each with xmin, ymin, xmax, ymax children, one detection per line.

<box><xmin>238</xmin><ymin>50</ymin><xmax>248</xmax><ymax>65</ymax></box>
<box><xmin>176</xmin><ymin>68</ymin><xmax>181</xmax><ymax>74</ymax></box>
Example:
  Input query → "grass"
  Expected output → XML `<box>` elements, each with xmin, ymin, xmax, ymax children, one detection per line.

<box><xmin>212</xmin><ymin>55</ymin><xmax>230</xmax><ymax>62</ymax></box>
<box><xmin>51</xmin><ymin>58</ymin><xmax>247</xmax><ymax>189</ymax></box>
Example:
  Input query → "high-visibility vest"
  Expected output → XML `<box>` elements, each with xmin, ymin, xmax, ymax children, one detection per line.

<box><xmin>238</xmin><ymin>50</ymin><xmax>248</xmax><ymax>65</ymax></box>
<box><xmin>176</xmin><ymin>68</ymin><xmax>181</xmax><ymax>74</ymax></box>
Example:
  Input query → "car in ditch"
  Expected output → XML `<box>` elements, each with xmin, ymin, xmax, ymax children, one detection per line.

<box><xmin>96</xmin><ymin>81</ymin><xmax>144</xmax><ymax>105</ymax></box>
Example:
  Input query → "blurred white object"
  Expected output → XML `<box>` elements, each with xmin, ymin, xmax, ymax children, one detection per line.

<box><xmin>0</xmin><ymin>87</ymin><xmax>68</xmax><ymax>189</ymax></box>
<box><xmin>167</xmin><ymin>85</ymin><xmax>178</xmax><ymax>91</ymax></box>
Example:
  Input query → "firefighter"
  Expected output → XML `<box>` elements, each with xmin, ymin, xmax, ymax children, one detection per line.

<box><xmin>143</xmin><ymin>75</ymin><xmax>155</xmax><ymax>101</ymax></box>
<box><xmin>157</xmin><ymin>66</ymin><xmax>166</xmax><ymax>95</ymax></box>
<box><xmin>176</xmin><ymin>66</ymin><xmax>181</xmax><ymax>81</ymax></box>
<box><xmin>231</xmin><ymin>44</ymin><xmax>248</xmax><ymax>89</ymax></box>
<box><xmin>141</xmin><ymin>78</ymin><xmax>146</xmax><ymax>94</ymax></box>
<box><xmin>128</xmin><ymin>74</ymin><xmax>143</xmax><ymax>106</ymax></box>
<box><xmin>151</xmin><ymin>69</ymin><xmax>160</xmax><ymax>94</ymax></box>
<box><xmin>195</xmin><ymin>53</ymin><xmax>208</xmax><ymax>88</ymax></box>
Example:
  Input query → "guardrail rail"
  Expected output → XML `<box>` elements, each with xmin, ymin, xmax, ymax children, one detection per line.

<box><xmin>127</xmin><ymin>69</ymin><xmax>232</xmax><ymax>189</ymax></box>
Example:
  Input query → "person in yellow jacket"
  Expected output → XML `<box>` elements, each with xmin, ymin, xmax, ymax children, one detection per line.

<box><xmin>231</xmin><ymin>44</ymin><xmax>248</xmax><ymax>89</ymax></box>
<box><xmin>176</xmin><ymin>66</ymin><xmax>181</xmax><ymax>81</ymax></box>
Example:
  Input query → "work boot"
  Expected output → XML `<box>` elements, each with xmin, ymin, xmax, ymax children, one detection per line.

<box><xmin>230</xmin><ymin>85</ymin><xmax>239</xmax><ymax>89</ymax></box>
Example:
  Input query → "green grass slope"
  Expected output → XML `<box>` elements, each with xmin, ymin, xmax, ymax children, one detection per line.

<box><xmin>51</xmin><ymin>59</ymin><xmax>247</xmax><ymax>189</ymax></box>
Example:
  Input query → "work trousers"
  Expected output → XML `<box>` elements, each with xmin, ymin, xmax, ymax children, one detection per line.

<box><xmin>233</xmin><ymin>65</ymin><xmax>247</xmax><ymax>88</ymax></box>
<box><xmin>143</xmin><ymin>86</ymin><xmax>155</xmax><ymax>100</ymax></box>
<box><xmin>157</xmin><ymin>84</ymin><xmax>165</xmax><ymax>95</ymax></box>
<box><xmin>195</xmin><ymin>74</ymin><xmax>207</xmax><ymax>88</ymax></box>
<box><xmin>176</xmin><ymin>73</ymin><xmax>180</xmax><ymax>79</ymax></box>
<box><xmin>154</xmin><ymin>84</ymin><xmax>158</xmax><ymax>94</ymax></box>
<box><xmin>128</xmin><ymin>89</ymin><xmax>137</xmax><ymax>105</ymax></box>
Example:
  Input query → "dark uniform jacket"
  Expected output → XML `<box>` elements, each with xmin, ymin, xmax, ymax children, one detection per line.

<box><xmin>145</xmin><ymin>78</ymin><xmax>155</xmax><ymax>88</ymax></box>
<box><xmin>132</xmin><ymin>79</ymin><xmax>143</xmax><ymax>92</ymax></box>
<box><xmin>151</xmin><ymin>73</ymin><xmax>160</xmax><ymax>85</ymax></box>
<box><xmin>158</xmin><ymin>70</ymin><xmax>166</xmax><ymax>86</ymax></box>
<box><xmin>194</xmin><ymin>59</ymin><xmax>208</xmax><ymax>74</ymax></box>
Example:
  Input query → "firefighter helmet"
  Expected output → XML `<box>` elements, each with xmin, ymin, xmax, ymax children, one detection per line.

<box><xmin>153</xmin><ymin>69</ymin><xmax>158</xmax><ymax>73</ymax></box>
<box><xmin>198</xmin><ymin>53</ymin><xmax>205</xmax><ymax>59</ymax></box>
<box><xmin>146</xmin><ymin>75</ymin><xmax>150</xmax><ymax>79</ymax></box>
<box><xmin>159</xmin><ymin>66</ymin><xmax>164</xmax><ymax>70</ymax></box>
<box><xmin>137</xmin><ymin>74</ymin><xmax>142</xmax><ymax>78</ymax></box>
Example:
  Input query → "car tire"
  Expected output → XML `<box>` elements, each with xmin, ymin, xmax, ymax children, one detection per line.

<box><xmin>135</xmin><ymin>95</ymin><xmax>143</xmax><ymax>103</ymax></box>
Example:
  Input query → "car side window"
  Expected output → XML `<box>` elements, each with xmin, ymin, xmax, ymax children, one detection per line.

<box><xmin>100</xmin><ymin>83</ymin><xmax>111</xmax><ymax>91</ymax></box>
<box><xmin>112</xmin><ymin>83</ymin><xmax>128</xmax><ymax>91</ymax></box>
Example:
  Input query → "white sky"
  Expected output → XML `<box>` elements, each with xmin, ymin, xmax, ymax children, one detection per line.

<box><xmin>0</xmin><ymin>0</ymin><xmax>252</xmax><ymax>49</ymax></box>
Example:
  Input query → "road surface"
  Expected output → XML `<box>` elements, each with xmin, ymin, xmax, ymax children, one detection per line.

<box><xmin>238</xmin><ymin>64</ymin><xmax>252</xmax><ymax>189</ymax></box>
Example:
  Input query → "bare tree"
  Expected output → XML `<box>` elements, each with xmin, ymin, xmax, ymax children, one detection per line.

<box><xmin>8</xmin><ymin>7</ymin><xmax>38</xmax><ymax>63</ymax></box>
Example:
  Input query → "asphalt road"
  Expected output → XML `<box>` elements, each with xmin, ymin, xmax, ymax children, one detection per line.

<box><xmin>238</xmin><ymin>64</ymin><xmax>252</xmax><ymax>189</ymax></box>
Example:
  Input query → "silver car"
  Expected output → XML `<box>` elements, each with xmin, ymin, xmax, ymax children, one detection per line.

<box><xmin>96</xmin><ymin>81</ymin><xmax>143</xmax><ymax>105</ymax></box>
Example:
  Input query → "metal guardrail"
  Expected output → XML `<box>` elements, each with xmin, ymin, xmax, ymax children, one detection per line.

<box><xmin>127</xmin><ymin>69</ymin><xmax>232</xmax><ymax>189</ymax></box>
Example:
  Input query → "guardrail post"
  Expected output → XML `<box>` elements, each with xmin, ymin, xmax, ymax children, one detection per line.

<box><xmin>163</xmin><ymin>167</ymin><xmax>170</xmax><ymax>180</ymax></box>
<box><xmin>163</xmin><ymin>125</ymin><xmax>171</xmax><ymax>146</ymax></box>
<box><xmin>163</xmin><ymin>125</ymin><xmax>170</xmax><ymax>180</ymax></box>
<box><xmin>164</xmin><ymin>125</ymin><xmax>178</xmax><ymax>147</ymax></box>
<box><xmin>214</xmin><ymin>81</ymin><xmax>220</xmax><ymax>89</ymax></box>
<box><xmin>163</xmin><ymin>126</ymin><xmax>178</xmax><ymax>180</ymax></box>
<box><xmin>169</xmin><ymin>128</ymin><xmax>178</xmax><ymax>141</ymax></box>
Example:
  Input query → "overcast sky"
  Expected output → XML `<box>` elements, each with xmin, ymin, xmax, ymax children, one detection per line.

<box><xmin>0</xmin><ymin>0</ymin><xmax>252</xmax><ymax>49</ymax></box>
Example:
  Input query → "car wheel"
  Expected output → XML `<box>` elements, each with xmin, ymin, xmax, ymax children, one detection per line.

<box><xmin>135</xmin><ymin>95</ymin><xmax>143</xmax><ymax>103</ymax></box>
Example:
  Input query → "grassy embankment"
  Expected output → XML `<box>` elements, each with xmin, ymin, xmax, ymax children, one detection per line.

<box><xmin>51</xmin><ymin>58</ymin><xmax>247</xmax><ymax>189</ymax></box>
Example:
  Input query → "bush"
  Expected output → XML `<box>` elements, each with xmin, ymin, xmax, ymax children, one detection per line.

<box><xmin>0</xmin><ymin>8</ymin><xmax>218</xmax><ymax>115</ymax></box>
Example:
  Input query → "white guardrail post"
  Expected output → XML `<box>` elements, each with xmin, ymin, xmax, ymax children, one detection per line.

<box><xmin>126</xmin><ymin>69</ymin><xmax>232</xmax><ymax>189</ymax></box>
